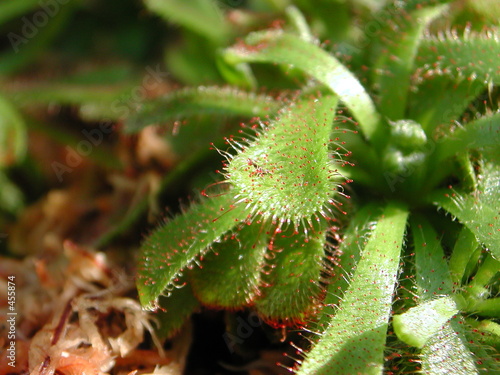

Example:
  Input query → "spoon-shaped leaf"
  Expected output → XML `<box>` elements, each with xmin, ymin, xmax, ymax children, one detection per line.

<box><xmin>226</xmin><ymin>94</ymin><xmax>341</xmax><ymax>225</ymax></box>
<box><xmin>136</xmin><ymin>193</ymin><xmax>248</xmax><ymax>310</ymax></box>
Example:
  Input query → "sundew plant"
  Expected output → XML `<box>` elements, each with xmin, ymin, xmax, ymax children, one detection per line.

<box><xmin>126</xmin><ymin>0</ymin><xmax>500</xmax><ymax>374</ymax></box>
<box><xmin>0</xmin><ymin>0</ymin><xmax>494</xmax><ymax>375</ymax></box>
<box><xmin>4</xmin><ymin>0</ymin><xmax>500</xmax><ymax>373</ymax></box>
<box><xmin>127</xmin><ymin>0</ymin><xmax>500</xmax><ymax>374</ymax></box>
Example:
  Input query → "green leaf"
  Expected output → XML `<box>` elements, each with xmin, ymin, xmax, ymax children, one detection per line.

<box><xmin>470</xmin><ymin>298</ymin><xmax>500</xmax><ymax>318</ymax></box>
<box><xmin>408</xmin><ymin>78</ymin><xmax>485</xmax><ymax>135</ymax></box>
<box><xmin>189</xmin><ymin>222</ymin><xmax>269</xmax><ymax>309</ymax></box>
<box><xmin>0</xmin><ymin>0</ymin><xmax>40</xmax><ymax>24</ymax></box>
<box><xmin>466</xmin><ymin>318</ymin><xmax>500</xmax><ymax>352</ymax></box>
<box><xmin>449</xmin><ymin>226</ymin><xmax>480</xmax><ymax>286</ymax></box>
<box><xmin>464</xmin><ymin>253</ymin><xmax>500</xmax><ymax>300</ymax></box>
<box><xmin>411</xmin><ymin>215</ymin><xmax>454</xmax><ymax>299</ymax></box>
<box><xmin>154</xmin><ymin>279</ymin><xmax>200</xmax><ymax>339</ymax></box>
<box><xmin>371</xmin><ymin>4</ymin><xmax>446</xmax><ymax>120</ymax></box>
<box><xmin>284</xmin><ymin>5</ymin><xmax>314</xmax><ymax>43</ymax></box>
<box><xmin>314</xmin><ymin>203</ymin><xmax>385</xmax><ymax>332</ymax></box>
<box><xmin>420</xmin><ymin>317</ymin><xmax>481</xmax><ymax>375</ymax></box>
<box><xmin>136</xmin><ymin>193</ymin><xmax>249</xmax><ymax>310</ymax></box>
<box><xmin>2</xmin><ymin>81</ymin><xmax>133</xmax><ymax>113</ymax></box>
<box><xmin>427</xmin><ymin>117</ymin><xmax>500</xmax><ymax>203</ymax></box>
<box><xmin>393</xmin><ymin>296</ymin><xmax>459</xmax><ymax>348</ymax></box>
<box><xmin>297</xmin><ymin>202</ymin><xmax>409</xmax><ymax>375</ymax></box>
<box><xmin>143</xmin><ymin>0</ymin><xmax>230</xmax><ymax>43</ymax></box>
<box><xmin>125</xmin><ymin>87</ymin><xmax>282</xmax><ymax>133</ymax></box>
<box><xmin>220</xmin><ymin>31</ymin><xmax>381</xmax><ymax>141</ymax></box>
<box><xmin>393</xmin><ymin>216</ymin><xmax>459</xmax><ymax>350</ymax></box>
<box><xmin>254</xmin><ymin>221</ymin><xmax>328</xmax><ymax>324</ymax></box>
<box><xmin>463</xmin><ymin>247</ymin><xmax>484</xmax><ymax>287</ymax></box>
<box><xmin>215</xmin><ymin>53</ymin><xmax>256</xmax><ymax>89</ymax></box>
<box><xmin>0</xmin><ymin>95</ymin><xmax>27</xmax><ymax>167</ymax></box>
<box><xmin>431</xmin><ymin>160</ymin><xmax>500</xmax><ymax>260</ymax></box>
<box><xmin>226</xmin><ymin>94</ymin><xmax>341</xmax><ymax>225</ymax></box>
<box><xmin>291</xmin><ymin>0</ymin><xmax>351</xmax><ymax>43</ymax></box>
<box><xmin>415</xmin><ymin>30</ymin><xmax>500</xmax><ymax>85</ymax></box>
<box><xmin>434</xmin><ymin>112</ymin><xmax>500</xmax><ymax>164</ymax></box>
<box><xmin>467</xmin><ymin>0</ymin><xmax>500</xmax><ymax>22</ymax></box>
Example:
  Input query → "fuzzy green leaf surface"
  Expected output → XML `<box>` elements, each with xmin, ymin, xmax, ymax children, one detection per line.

<box><xmin>2</xmin><ymin>78</ymin><xmax>133</xmax><ymax>102</ymax></box>
<box><xmin>411</xmin><ymin>215</ymin><xmax>454</xmax><ymax>299</ymax></box>
<box><xmin>393</xmin><ymin>296</ymin><xmax>459</xmax><ymax>348</ymax></box>
<box><xmin>465</xmin><ymin>253</ymin><xmax>500</xmax><ymax>300</ymax></box>
<box><xmin>221</xmin><ymin>31</ymin><xmax>381</xmax><ymax>140</ymax></box>
<box><xmin>254</xmin><ymin>221</ymin><xmax>328</xmax><ymax>323</ymax></box>
<box><xmin>297</xmin><ymin>202</ymin><xmax>409</xmax><ymax>375</ymax></box>
<box><xmin>434</xmin><ymin>113</ymin><xmax>500</xmax><ymax>164</ymax></box>
<box><xmin>315</xmin><ymin>203</ymin><xmax>384</xmax><ymax>332</ymax></box>
<box><xmin>154</xmin><ymin>279</ymin><xmax>200</xmax><ymax>339</ymax></box>
<box><xmin>431</xmin><ymin>162</ymin><xmax>500</xmax><ymax>260</ymax></box>
<box><xmin>415</xmin><ymin>31</ymin><xmax>500</xmax><ymax>85</ymax></box>
<box><xmin>408</xmin><ymin>78</ymin><xmax>485</xmax><ymax>135</ymax></box>
<box><xmin>125</xmin><ymin>87</ymin><xmax>282</xmax><ymax>133</ymax></box>
<box><xmin>136</xmin><ymin>193</ymin><xmax>248</xmax><ymax>310</ymax></box>
<box><xmin>2</xmin><ymin>81</ymin><xmax>135</xmax><ymax>116</ymax></box>
<box><xmin>189</xmin><ymin>221</ymin><xmax>268</xmax><ymax>309</ymax></box>
<box><xmin>420</xmin><ymin>317</ymin><xmax>481</xmax><ymax>375</ymax></box>
<box><xmin>226</xmin><ymin>94</ymin><xmax>340</xmax><ymax>224</ymax></box>
<box><xmin>371</xmin><ymin>5</ymin><xmax>446</xmax><ymax>120</ymax></box>
<box><xmin>466</xmin><ymin>319</ymin><xmax>500</xmax><ymax>352</ymax></box>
